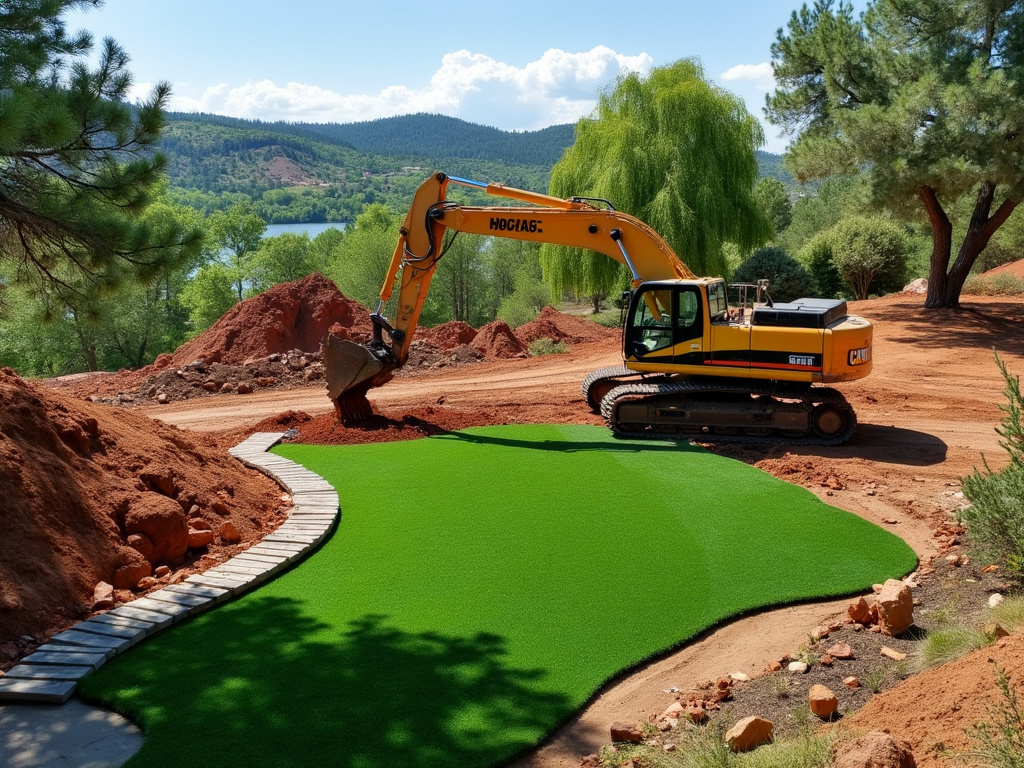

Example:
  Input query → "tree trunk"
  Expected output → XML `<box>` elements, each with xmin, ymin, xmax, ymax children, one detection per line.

<box><xmin>921</xmin><ymin>186</ymin><xmax>954</xmax><ymax>309</ymax></box>
<box><xmin>923</xmin><ymin>182</ymin><xmax>1020</xmax><ymax>309</ymax></box>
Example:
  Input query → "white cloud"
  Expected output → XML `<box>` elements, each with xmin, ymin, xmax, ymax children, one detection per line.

<box><xmin>169</xmin><ymin>46</ymin><xmax>654</xmax><ymax>129</ymax></box>
<box><xmin>719</xmin><ymin>62</ymin><xmax>775</xmax><ymax>92</ymax></box>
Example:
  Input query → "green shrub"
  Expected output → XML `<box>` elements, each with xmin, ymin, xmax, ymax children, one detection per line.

<box><xmin>963</xmin><ymin>274</ymin><xmax>1024</xmax><ymax>297</ymax></box>
<box><xmin>798</xmin><ymin>231</ymin><xmax>845</xmax><ymax>299</ymax></box>
<box><xmin>733</xmin><ymin>246</ymin><xmax>816</xmax><ymax>303</ymax></box>
<box><xmin>829</xmin><ymin>216</ymin><xmax>909</xmax><ymax>299</ymax></box>
<box><xmin>528</xmin><ymin>337</ymin><xmax>568</xmax><ymax>356</ymax></box>
<box><xmin>961</xmin><ymin>353</ymin><xmax>1024</xmax><ymax>572</ymax></box>
<box><xmin>966</xmin><ymin>664</ymin><xmax>1024</xmax><ymax>768</ymax></box>
<box><xmin>961</xmin><ymin>462</ymin><xmax>1024</xmax><ymax>572</ymax></box>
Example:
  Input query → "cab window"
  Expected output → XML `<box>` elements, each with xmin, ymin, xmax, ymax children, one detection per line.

<box><xmin>631</xmin><ymin>289</ymin><xmax>674</xmax><ymax>353</ymax></box>
<box><xmin>707</xmin><ymin>280</ymin><xmax>728</xmax><ymax>320</ymax></box>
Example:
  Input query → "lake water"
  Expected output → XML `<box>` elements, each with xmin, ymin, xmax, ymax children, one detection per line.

<box><xmin>263</xmin><ymin>222</ymin><xmax>346</xmax><ymax>239</ymax></box>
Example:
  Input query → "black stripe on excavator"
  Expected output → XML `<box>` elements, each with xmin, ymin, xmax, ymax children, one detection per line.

<box><xmin>708</xmin><ymin>351</ymin><xmax>823</xmax><ymax>369</ymax></box>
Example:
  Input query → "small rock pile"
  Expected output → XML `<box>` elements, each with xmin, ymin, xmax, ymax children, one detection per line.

<box><xmin>90</xmin><ymin>350</ymin><xmax>328</xmax><ymax>406</ymax></box>
<box><xmin>586</xmin><ymin>577</ymin><xmax>924</xmax><ymax>766</ymax></box>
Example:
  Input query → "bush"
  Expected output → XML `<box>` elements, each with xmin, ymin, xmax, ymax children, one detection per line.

<box><xmin>798</xmin><ymin>231</ymin><xmax>845</xmax><ymax>299</ymax></box>
<box><xmin>528</xmin><ymin>337</ymin><xmax>568</xmax><ymax>356</ymax></box>
<box><xmin>963</xmin><ymin>274</ymin><xmax>1024</xmax><ymax>297</ymax></box>
<box><xmin>967</xmin><ymin>664</ymin><xmax>1024</xmax><ymax>768</ymax></box>
<box><xmin>829</xmin><ymin>216</ymin><xmax>909</xmax><ymax>299</ymax></box>
<box><xmin>960</xmin><ymin>353</ymin><xmax>1024</xmax><ymax>572</ymax></box>
<box><xmin>732</xmin><ymin>246</ymin><xmax>816</xmax><ymax>303</ymax></box>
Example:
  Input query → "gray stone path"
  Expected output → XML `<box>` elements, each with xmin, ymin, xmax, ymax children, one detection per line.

<box><xmin>0</xmin><ymin>431</ymin><xmax>338</xmax><ymax>704</ymax></box>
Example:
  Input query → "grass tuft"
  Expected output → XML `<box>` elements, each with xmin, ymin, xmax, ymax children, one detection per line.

<box><xmin>919</xmin><ymin>627</ymin><xmax>991</xmax><ymax>669</ymax></box>
<box><xmin>989</xmin><ymin>595</ymin><xmax>1024</xmax><ymax>633</ymax></box>
<box><xmin>527</xmin><ymin>337</ymin><xmax>569</xmax><ymax>355</ymax></box>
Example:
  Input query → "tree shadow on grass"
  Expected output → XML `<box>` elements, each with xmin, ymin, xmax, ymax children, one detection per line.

<box><xmin>80</xmin><ymin>598</ymin><xmax>572</xmax><ymax>768</ymax></box>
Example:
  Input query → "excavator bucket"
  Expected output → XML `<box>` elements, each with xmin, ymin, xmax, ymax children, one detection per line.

<box><xmin>323</xmin><ymin>332</ymin><xmax>398</xmax><ymax>424</ymax></box>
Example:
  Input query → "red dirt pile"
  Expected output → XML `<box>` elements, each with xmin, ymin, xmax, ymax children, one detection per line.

<box><xmin>414</xmin><ymin>321</ymin><xmax>477</xmax><ymax>351</ymax></box>
<box><xmin>844</xmin><ymin>632</ymin><xmax>1024</xmax><ymax>767</ymax></box>
<box><xmin>171</xmin><ymin>272</ymin><xmax>371</xmax><ymax>366</ymax></box>
<box><xmin>473</xmin><ymin>320</ymin><xmax>527</xmax><ymax>358</ymax></box>
<box><xmin>0</xmin><ymin>368</ymin><xmax>283</xmax><ymax>659</ymax></box>
<box><xmin>983</xmin><ymin>257</ymin><xmax>1024</xmax><ymax>280</ymax></box>
<box><xmin>513</xmin><ymin>306</ymin><xmax>618</xmax><ymax>346</ymax></box>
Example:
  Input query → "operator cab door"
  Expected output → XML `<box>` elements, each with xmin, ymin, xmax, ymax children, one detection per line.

<box><xmin>624</xmin><ymin>285</ymin><xmax>705</xmax><ymax>366</ymax></box>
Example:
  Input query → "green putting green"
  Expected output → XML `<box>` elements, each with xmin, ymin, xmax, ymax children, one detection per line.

<box><xmin>79</xmin><ymin>424</ymin><xmax>915</xmax><ymax>768</ymax></box>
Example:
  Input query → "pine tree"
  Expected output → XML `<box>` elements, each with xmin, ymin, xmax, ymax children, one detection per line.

<box><xmin>0</xmin><ymin>0</ymin><xmax>201</xmax><ymax>317</ymax></box>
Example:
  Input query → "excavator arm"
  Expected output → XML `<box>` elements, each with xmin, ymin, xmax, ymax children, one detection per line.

<box><xmin>324</xmin><ymin>171</ymin><xmax>694</xmax><ymax>419</ymax></box>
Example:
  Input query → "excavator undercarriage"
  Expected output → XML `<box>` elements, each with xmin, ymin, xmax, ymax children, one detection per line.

<box><xmin>582</xmin><ymin>367</ymin><xmax>857</xmax><ymax>445</ymax></box>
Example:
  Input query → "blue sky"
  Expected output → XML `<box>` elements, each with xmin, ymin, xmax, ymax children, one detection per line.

<box><xmin>66</xmin><ymin>0</ymin><xmax>828</xmax><ymax>154</ymax></box>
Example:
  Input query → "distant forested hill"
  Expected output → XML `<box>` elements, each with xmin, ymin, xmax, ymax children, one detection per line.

<box><xmin>159</xmin><ymin>112</ymin><xmax>792</xmax><ymax>221</ymax></box>
<box><xmin>165</xmin><ymin>112</ymin><xmax>574</xmax><ymax>167</ymax></box>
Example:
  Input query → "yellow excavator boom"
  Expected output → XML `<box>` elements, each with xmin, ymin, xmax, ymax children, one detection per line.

<box><xmin>325</xmin><ymin>171</ymin><xmax>695</xmax><ymax>417</ymax></box>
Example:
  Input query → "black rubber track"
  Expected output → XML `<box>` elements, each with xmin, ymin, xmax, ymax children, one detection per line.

<box><xmin>580</xmin><ymin>365</ymin><xmax>640</xmax><ymax>412</ymax></box>
<box><xmin>599</xmin><ymin>379</ymin><xmax>857</xmax><ymax>446</ymax></box>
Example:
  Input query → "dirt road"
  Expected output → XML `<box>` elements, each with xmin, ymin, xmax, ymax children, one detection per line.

<box><xmin>142</xmin><ymin>293</ymin><xmax>1022</xmax><ymax>766</ymax></box>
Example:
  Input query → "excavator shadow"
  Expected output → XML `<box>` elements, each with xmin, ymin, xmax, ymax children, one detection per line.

<box><xmin>708</xmin><ymin>423</ymin><xmax>948</xmax><ymax>467</ymax></box>
<box><xmin>433</xmin><ymin>429</ymin><xmax>705</xmax><ymax>455</ymax></box>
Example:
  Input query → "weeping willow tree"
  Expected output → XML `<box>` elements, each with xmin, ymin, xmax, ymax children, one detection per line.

<box><xmin>542</xmin><ymin>59</ymin><xmax>771</xmax><ymax>301</ymax></box>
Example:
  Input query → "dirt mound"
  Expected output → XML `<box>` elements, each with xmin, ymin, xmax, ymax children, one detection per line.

<box><xmin>274</xmin><ymin>405</ymin><xmax>512</xmax><ymax>445</ymax></box>
<box><xmin>473</xmin><ymin>320</ymin><xmax>527</xmax><ymax>358</ymax></box>
<box><xmin>843</xmin><ymin>632</ymin><xmax>1024</xmax><ymax>767</ymax></box>
<box><xmin>514</xmin><ymin>306</ymin><xmax>618</xmax><ymax>346</ymax></box>
<box><xmin>983</xmin><ymin>258</ymin><xmax>1024</xmax><ymax>279</ymax></box>
<box><xmin>0</xmin><ymin>368</ymin><xmax>283</xmax><ymax>657</ymax></box>
<box><xmin>415</xmin><ymin>321</ymin><xmax>478</xmax><ymax>350</ymax></box>
<box><xmin>172</xmin><ymin>273</ymin><xmax>371</xmax><ymax>366</ymax></box>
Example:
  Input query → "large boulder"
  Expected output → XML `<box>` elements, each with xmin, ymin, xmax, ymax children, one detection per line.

<box><xmin>125</xmin><ymin>493</ymin><xmax>189</xmax><ymax>565</ymax></box>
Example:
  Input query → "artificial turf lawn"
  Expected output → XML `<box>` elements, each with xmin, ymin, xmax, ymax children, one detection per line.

<box><xmin>79</xmin><ymin>424</ymin><xmax>916</xmax><ymax>768</ymax></box>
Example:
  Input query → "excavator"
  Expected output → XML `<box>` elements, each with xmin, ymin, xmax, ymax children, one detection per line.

<box><xmin>323</xmin><ymin>172</ymin><xmax>873</xmax><ymax>444</ymax></box>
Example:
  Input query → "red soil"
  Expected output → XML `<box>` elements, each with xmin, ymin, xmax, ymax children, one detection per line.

<box><xmin>983</xmin><ymin>257</ymin><xmax>1024</xmax><ymax>279</ymax></box>
<box><xmin>845</xmin><ymin>633</ymin><xmax>1024</xmax><ymax>767</ymax></box>
<box><xmin>171</xmin><ymin>272</ymin><xmax>371</xmax><ymax>366</ymax></box>
<box><xmin>0</xmin><ymin>368</ymin><xmax>283</xmax><ymax>657</ymax></box>
<box><xmin>513</xmin><ymin>306</ymin><xmax>618</xmax><ymax>345</ymax></box>
<box><xmin>414</xmin><ymin>321</ymin><xmax>478</xmax><ymax>350</ymax></box>
<box><xmin>473</xmin><ymin>320</ymin><xmax>527</xmax><ymax>358</ymax></box>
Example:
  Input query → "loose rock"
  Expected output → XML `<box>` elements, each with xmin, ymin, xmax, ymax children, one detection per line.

<box><xmin>91</xmin><ymin>581</ymin><xmax>115</xmax><ymax>611</ymax></box>
<box><xmin>610</xmin><ymin>721</ymin><xmax>644</xmax><ymax>743</ymax></box>
<box><xmin>809</xmin><ymin>684</ymin><xmax>839</xmax><ymax>719</ymax></box>
<box><xmin>827</xmin><ymin>641</ymin><xmax>856</xmax><ymax>659</ymax></box>
<box><xmin>724</xmin><ymin>716</ymin><xmax>773</xmax><ymax>752</ymax></box>
<box><xmin>219</xmin><ymin>520</ymin><xmax>241</xmax><ymax>544</ymax></box>
<box><xmin>880</xmin><ymin>646</ymin><xmax>907</xmax><ymax>661</ymax></box>
<box><xmin>788</xmin><ymin>661</ymin><xmax>809</xmax><ymax>674</ymax></box>
<box><xmin>876</xmin><ymin>578</ymin><xmax>915</xmax><ymax>636</ymax></box>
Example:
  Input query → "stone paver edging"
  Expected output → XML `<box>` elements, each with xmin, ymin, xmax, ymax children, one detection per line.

<box><xmin>0</xmin><ymin>432</ymin><xmax>336</xmax><ymax>704</ymax></box>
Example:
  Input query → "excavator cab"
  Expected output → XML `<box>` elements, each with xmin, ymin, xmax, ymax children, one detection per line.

<box><xmin>623</xmin><ymin>281</ymin><xmax>709</xmax><ymax>364</ymax></box>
